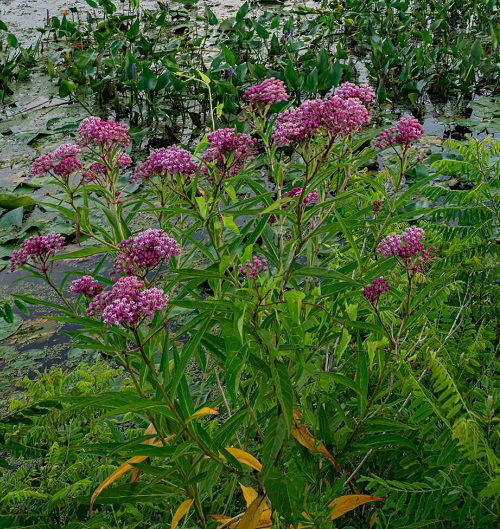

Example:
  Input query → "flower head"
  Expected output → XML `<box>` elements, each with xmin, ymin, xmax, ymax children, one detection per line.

<box><xmin>202</xmin><ymin>128</ymin><xmax>256</xmax><ymax>177</ymax></box>
<box><xmin>374</xmin><ymin>116</ymin><xmax>423</xmax><ymax>149</ymax></box>
<box><xmin>273</xmin><ymin>91</ymin><xmax>370</xmax><ymax>146</ymax></box>
<box><xmin>238</xmin><ymin>255</ymin><xmax>268</xmax><ymax>280</ymax></box>
<box><xmin>77</xmin><ymin>116</ymin><xmax>130</xmax><ymax>148</ymax></box>
<box><xmin>54</xmin><ymin>143</ymin><xmax>81</xmax><ymax>159</ymax></box>
<box><xmin>133</xmin><ymin>146</ymin><xmax>197</xmax><ymax>183</ymax></box>
<box><xmin>335</xmin><ymin>82</ymin><xmax>374</xmax><ymax>103</ymax></box>
<box><xmin>285</xmin><ymin>187</ymin><xmax>319</xmax><ymax>206</ymax></box>
<box><xmin>363</xmin><ymin>277</ymin><xmax>391</xmax><ymax>303</ymax></box>
<box><xmin>243</xmin><ymin>77</ymin><xmax>288</xmax><ymax>106</ymax></box>
<box><xmin>87</xmin><ymin>276</ymin><xmax>168</xmax><ymax>328</ymax></box>
<box><xmin>10</xmin><ymin>233</ymin><xmax>65</xmax><ymax>272</ymax></box>
<box><xmin>113</xmin><ymin>228</ymin><xmax>180</xmax><ymax>276</ymax></box>
<box><xmin>70</xmin><ymin>276</ymin><xmax>104</xmax><ymax>297</ymax></box>
<box><xmin>116</xmin><ymin>152</ymin><xmax>133</xmax><ymax>169</ymax></box>
<box><xmin>378</xmin><ymin>226</ymin><xmax>433</xmax><ymax>274</ymax></box>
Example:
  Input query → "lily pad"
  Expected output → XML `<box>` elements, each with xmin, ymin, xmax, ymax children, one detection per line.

<box><xmin>0</xmin><ymin>192</ymin><xmax>35</xmax><ymax>210</ymax></box>
<box><xmin>0</xmin><ymin>314</ymin><xmax>22</xmax><ymax>341</ymax></box>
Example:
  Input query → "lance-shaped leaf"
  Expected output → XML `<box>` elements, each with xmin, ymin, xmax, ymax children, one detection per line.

<box><xmin>236</xmin><ymin>495</ymin><xmax>268</xmax><ymax>529</ymax></box>
<box><xmin>291</xmin><ymin>409</ymin><xmax>341</xmax><ymax>472</ymax></box>
<box><xmin>329</xmin><ymin>494</ymin><xmax>384</xmax><ymax>520</ymax></box>
<box><xmin>89</xmin><ymin>425</ymin><xmax>171</xmax><ymax>512</ymax></box>
<box><xmin>188</xmin><ymin>407</ymin><xmax>219</xmax><ymax>421</ymax></box>
<box><xmin>171</xmin><ymin>498</ymin><xmax>194</xmax><ymax>529</ymax></box>
<box><xmin>222</xmin><ymin>447</ymin><xmax>262</xmax><ymax>472</ymax></box>
<box><xmin>239</xmin><ymin>484</ymin><xmax>272</xmax><ymax>525</ymax></box>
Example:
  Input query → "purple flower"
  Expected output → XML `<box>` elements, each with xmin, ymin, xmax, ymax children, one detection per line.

<box><xmin>82</xmin><ymin>162</ymin><xmax>106</xmax><ymax>183</ymax></box>
<box><xmin>87</xmin><ymin>276</ymin><xmax>168</xmax><ymax>328</ymax></box>
<box><xmin>374</xmin><ymin>116</ymin><xmax>423</xmax><ymax>149</ymax></box>
<box><xmin>285</xmin><ymin>187</ymin><xmax>319</xmax><ymax>206</ymax></box>
<box><xmin>273</xmin><ymin>91</ymin><xmax>370</xmax><ymax>146</ymax></box>
<box><xmin>363</xmin><ymin>277</ymin><xmax>391</xmax><ymax>303</ymax></box>
<box><xmin>202</xmin><ymin>128</ymin><xmax>257</xmax><ymax>177</ymax></box>
<box><xmin>31</xmin><ymin>153</ymin><xmax>57</xmax><ymax>176</ymax></box>
<box><xmin>54</xmin><ymin>143</ymin><xmax>81</xmax><ymax>159</ymax></box>
<box><xmin>378</xmin><ymin>226</ymin><xmax>433</xmax><ymax>274</ymax></box>
<box><xmin>77</xmin><ymin>116</ymin><xmax>130</xmax><ymax>148</ymax></box>
<box><xmin>238</xmin><ymin>255</ymin><xmax>268</xmax><ymax>279</ymax></box>
<box><xmin>133</xmin><ymin>145</ymin><xmax>197</xmax><ymax>183</ymax></box>
<box><xmin>113</xmin><ymin>228</ymin><xmax>181</xmax><ymax>276</ymax></box>
<box><xmin>335</xmin><ymin>82</ymin><xmax>375</xmax><ymax>103</ymax></box>
<box><xmin>53</xmin><ymin>156</ymin><xmax>83</xmax><ymax>177</ymax></box>
<box><xmin>116</xmin><ymin>152</ymin><xmax>133</xmax><ymax>169</ymax></box>
<box><xmin>243</xmin><ymin>77</ymin><xmax>288</xmax><ymax>106</ymax></box>
<box><xmin>10</xmin><ymin>233</ymin><xmax>65</xmax><ymax>272</ymax></box>
<box><xmin>70</xmin><ymin>276</ymin><xmax>104</xmax><ymax>296</ymax></box>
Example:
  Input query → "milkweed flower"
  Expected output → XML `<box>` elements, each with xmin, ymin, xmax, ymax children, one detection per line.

<box><xmin>243</xmin><ymin>77</ymin><xmax>288</xmax><ymax>106</ymax></box>
<box><xmin>238</xmin><ymin>255</ymin><xmax>268</xmax><ymax>279</ymax></box>
<box><xmin>31</xmin><ymin>143</ymin><xmax>83</xmax><ymax>177</ymax></box>
<box><xmin>374</xmin><ymin>116</ymin><xmax>423</xmax><ymax>149</ymax></box>
<box><xmin>113</xmin><ymin>228</ymin><xmax>180</xmax><ymax>276</ymax></box>
<box><xmin>70</xmin><ymin>276</ymin><xmax>104</xmax><ymax>297</ymax></box>
<box><xmin>378</xmin><ymin>226</ymin><xmax>433</xmax><ymax>274</ymax></box>
<box><xmin>363</xmin><ymin>277</ymin><xmax>391</xmax><ymax>303</ymax></box>
<box><xmin>87</xmin><ymin>276</ymin><xmax>168</xmax><ymax>328</ymax></box>
<box><xmin>335</xmin><ymin>82</ymin><xmax>375</xmax><ymax>103</ymax></box>
<box><xmin>133</xmin><ymin>146</ymin><xmax>197</xmax><ymax>183</ymax></box>
<box><xmin>202</xmin><ymin>128</ymin><xmax>257</xmax><ymax>177</ymax></box>
<box><xmin>10</xmin><ymin>233</ymin><xmax>65</xmax><ymax>272</ymax></box>
<box><xmin>77</xmin><ymin>116</ymin><xmax>130</xmax><ymax>148</ymax></box>
<box><xmin>273</xmin><ymin>90</ymin><xmax>370</xmax><ymax>146</ymax></box>
<box><xmin>285</xmin><ymin>187</ymin><xmax>319</xmax><ymax>205</ymax></box>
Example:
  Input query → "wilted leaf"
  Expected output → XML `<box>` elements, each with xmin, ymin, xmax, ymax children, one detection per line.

<box><xmin>329</xmin><ymin>494</ymin><xmax>384</xmax><ymax>520</ymax></box>
<box><xmin>171</xmin><ymin>498</ymin><xmax>194</xmax><ymax>529</ymax></box>
<box><xmin>188</xmin><ymin>407</ymin><xmax>219</xmax><ymax>421</ymax></box>
<box><xmin>236</xmin><ymin>495</ymin><xmax>268</xmax><ymax>529</ymax></box>
<box><xmin>223</xmin><ymin>447</ymin><xmax>262</xmax><ymax>472</ymax></box>
<box><xmin>292</xmin><ymin>409</ymin><xmax>341</xmax><ymax>471</ymax></box>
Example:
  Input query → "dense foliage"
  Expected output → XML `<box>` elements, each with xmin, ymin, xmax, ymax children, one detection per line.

<box><xmin>0</xmin><ymin>1</ymin><xmax>498</xmax><ymax>528</ymax></box>
<box><xmin>0</xmin><ymin>73</ymin><xmax>498</xmax><ymax>529</ymax></box>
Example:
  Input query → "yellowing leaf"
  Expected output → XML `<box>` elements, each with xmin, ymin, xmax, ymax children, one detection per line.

<box><xmin>223</xmin><ymin>447</ymin><xmax>262</xmax><ymax>472</ymax></box>
<box><xmin>236</xmin><ymin>496</ymin><xmax>268</xmax><ymax>529</ymax></box>
<box><xmin>291</xmin><ymin>412</ymin><xmax>341</xmax><ymax>472</ymax></box>
<box><xmin>188</xmin><ymin>407</ymin><xmax>219</xmax><ymax>421</ymax></box>
<box><xmin>89</xmin><ymin>424</ymin><xmax>172</xmax><ymax>512</ymax></box>
<box><xmin>329</xmin><ymin>494</ymin><xmax>384</xmax><ymax>520</ymax></box>
<box><xmin>239</xmin><ymin>483</ymin><xmax>258</xmax><ymax>507</ymax></box>
<box><xmin>171</xmin><ymin>498</ymin><xmax>194</xmax><ymax>529</ymax></box>
<box><xmin>130</xmin><ymin>468</ymin><xmax>141</xmax><ymax>483</ymax></box>
<box><xmin>90</xmin><ymin>453</ymin><xmax>150</xmax><ymax>512</ymax></box>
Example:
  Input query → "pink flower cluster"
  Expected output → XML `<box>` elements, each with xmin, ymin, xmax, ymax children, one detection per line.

<box><xmin>133</xmin><ymin>146</ymin><xmax>197</xmax><ymax>183</ymax></box>
<box><xmin>238</xmin><ymin>255</ymin><xmax>268</xmax><ymax>280</ymax></box>
<box><xmin>378</xmin><ymin>226</ymin><xmax>425</xmax><ymax>259</ymax></box>
<box><xmin>285</xmin><ymin>187</ymin><xmax>319</xmax><ymax>205</ymax></box>
<box><xmin>363</xmin><ymin>277</ymin><xmax>391</xmax><ymax>303</ymax></box>
<box><xmin>374</xmin><ymin>116</ymin><xmax>424</xmax><ymax>149</ymax></box>
<box><xmin>70</xmin><ymin>276</ymin><xmax>104</xmax><ymax>297</ymax></box>
<box><xmin>77</xmin><ymin>116</ymin><xmax>130</xmax><ymax>148</ymax></box>
<box><xmin>113</xmin><ymin>229</ymin><xmax>181</xmax><ymax>276</ymax></box>
<box><xmin>273</xmin><ymin>91</ymin><xmax>370</xmax><ymax>146</ymax></box>
<box><xmin>202</xmin><ymin>128</ymin><xmax>257</xmax><ymax>177</ymax></box>
<box><xmin>378</xmin><ymin>226</ymin><xmax>433</xmax><ymax>274</ymax></box>
<box><xmin>87</xmin><ymin>276</ymin><xmax>168</xmax><ymax>327</ymax></box>
<box><xmin>335</xmin><ymin>82</ymin><xmax>375</xmax><ymax>103</ymax></box>
<box><xmin>82</xmin><ymin>162</ymin><xmax>106</xmax><ymax>183</ymax></box>
<box><xmin>10</xmin><ymin>233</ymin><xmax>65</xmax><ymax>272</ymax></box>
<box><xmin>31</xmin><ymin>143</ymin><xmax>83</xmax><ymax>177</ymax></box>
<box><xmin>243</xmin><ymin>77</ymin><xmax>288</xmax><ymax>106</ymax></box>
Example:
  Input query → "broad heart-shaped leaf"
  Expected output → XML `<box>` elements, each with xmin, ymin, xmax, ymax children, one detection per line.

<box><xmin>329</xmin><ymin>494</ymin><xmax>384</xmax><ymax>520</ymax></box>
<box><xmin>0</xmin><ymin>192</ymin><xmax>35</xmax><ymax>210</ymax></box>
<box><xmin>171</xmin><ymin>498</ymin><xmax>194</xmax><ymax>529</ymax></box>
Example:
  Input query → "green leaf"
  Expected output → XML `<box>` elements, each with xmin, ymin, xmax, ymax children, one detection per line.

<box><xmin>7</xmin><ymin>33</ymin><xmax>18</xmax><ymax>48</ymax></box>
<box><xmin>0</xmin><ymin>206</ymin><xmax>23</xmax><ymax>227</ymax></box>
<box><xmin>0</xmin><ymin>193</ymin><xmax>35</xmax><ymax>210</ymax></box>
<box><xmin>51</xmin><ymin>246</ymin><xmax>108</xmax><ymax>260</ymax></box>
<box><xmin>262</xmin><ymin>411</ymin><xmax>287</xmax><ymax>480</ymax></box>
<box><xmin>273</xmin><ymin>362</ymin><xmax>294</xmax><ymax>433</ymax></box>
<box><xmin>236</xmin><ymin>1</ymin><xmax>249</xmax><ymax>22</ymax></box>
